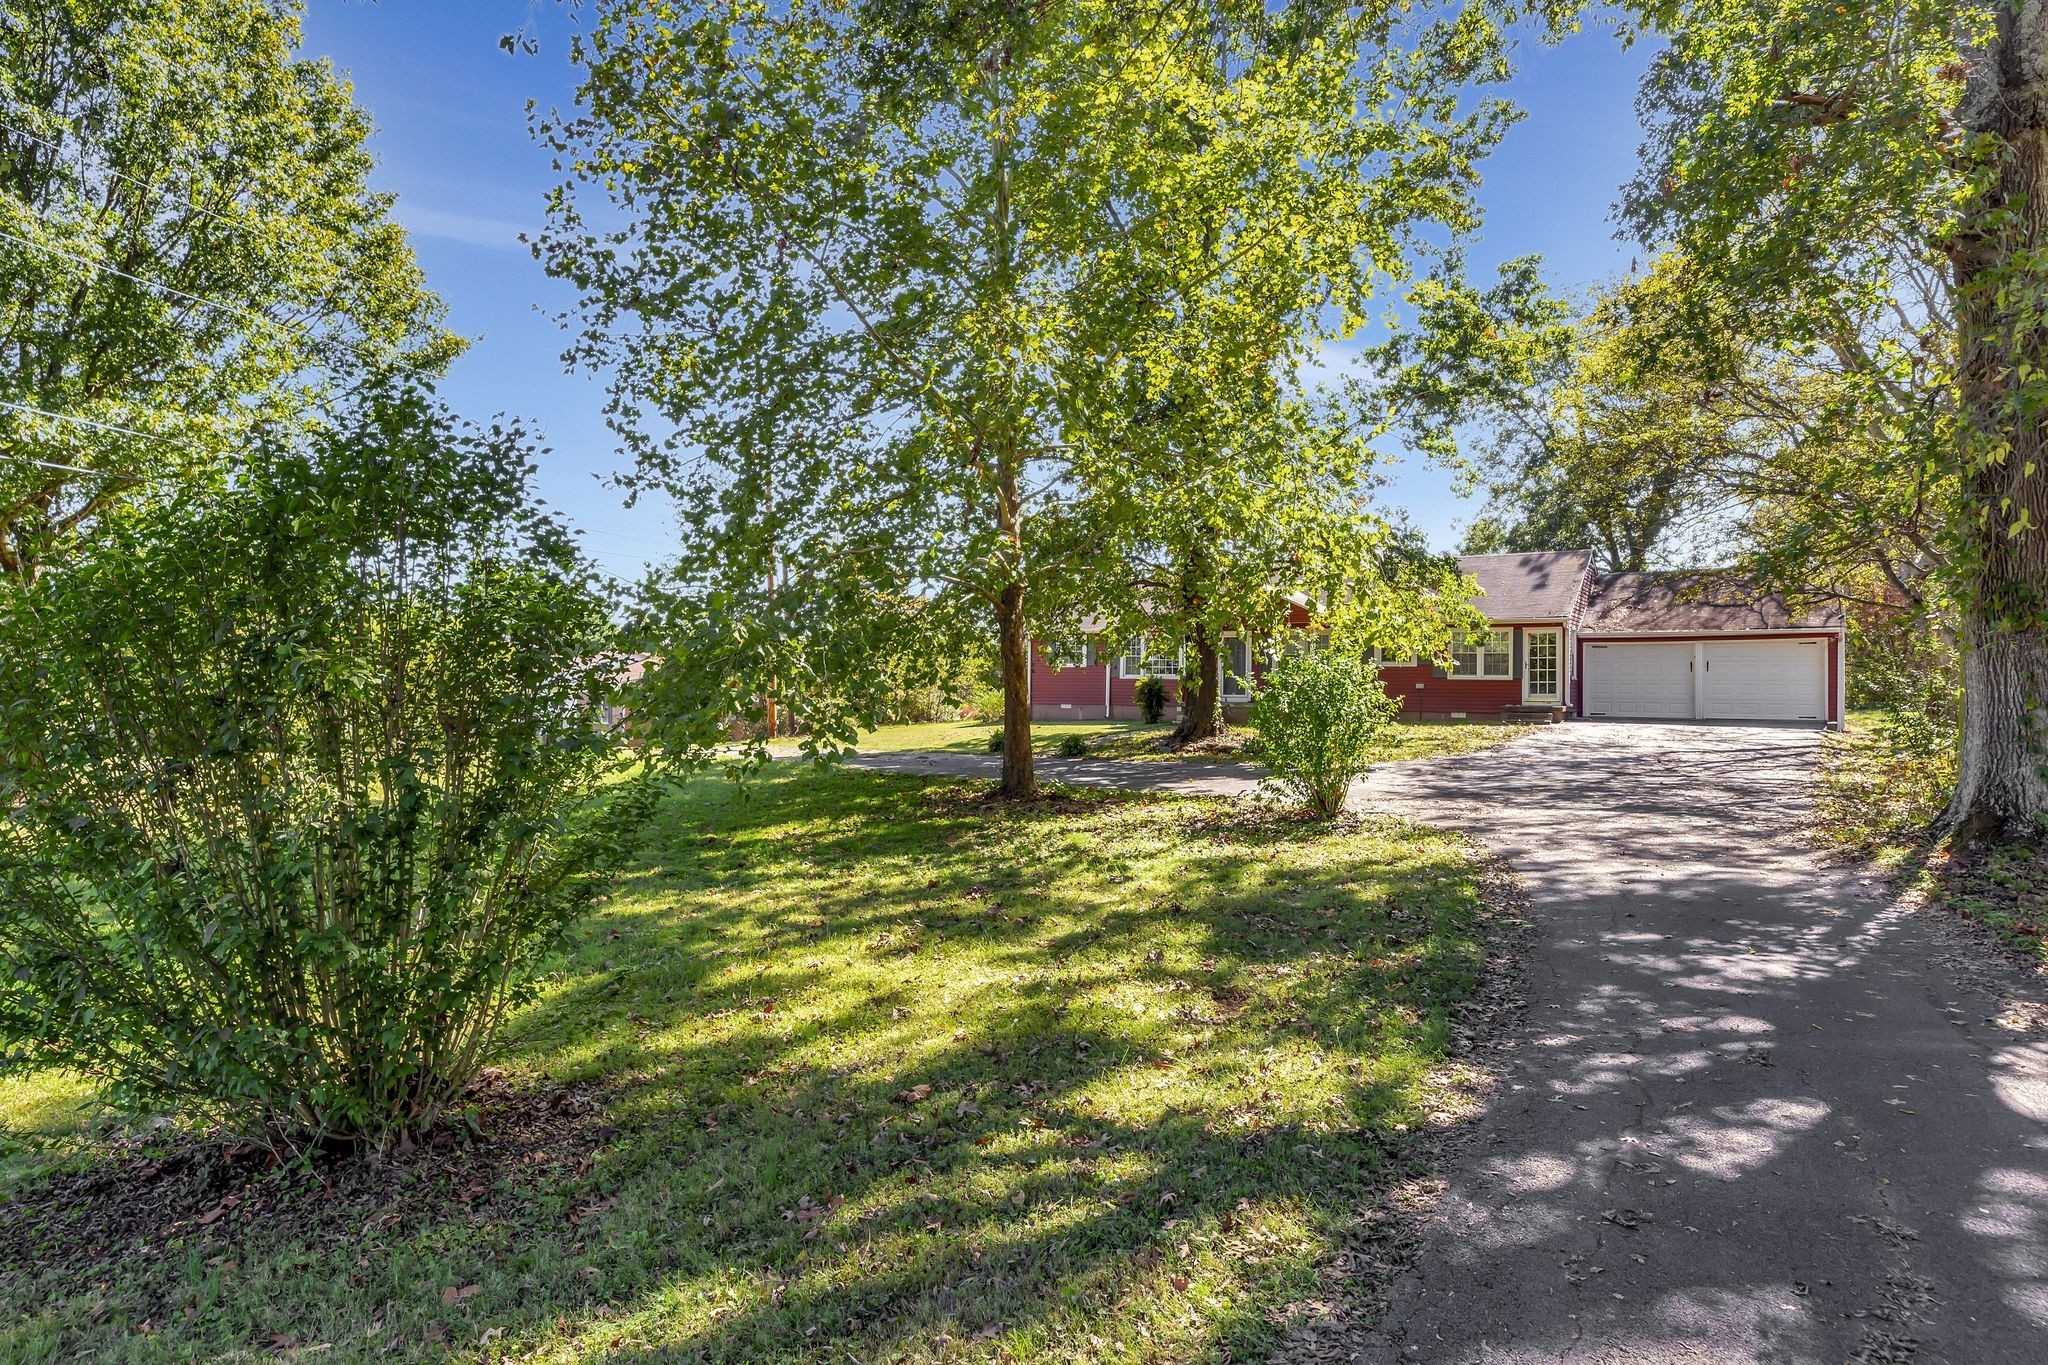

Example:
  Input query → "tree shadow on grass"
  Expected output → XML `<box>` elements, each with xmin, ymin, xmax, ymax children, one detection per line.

<box><xmin>1</xmin><ymin>767</ymin><xmax>1508</xmax><ymax>1362</ymax></box>
<box><xmin>489</xmin><ymin>771</ymin><xmax>1501</xmax><ymax>1360</ymax></box>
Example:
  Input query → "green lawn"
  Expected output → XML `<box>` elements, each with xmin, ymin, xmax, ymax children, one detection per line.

<box><xmin>0</xmin><ymin>767</ymin><xmax>1508</xmax><ymax>1363</ymax></box>
<box><xmin>777</xmin><ymin>717</ymin><xmax>1537</xmax><ymax>766</ymax></box>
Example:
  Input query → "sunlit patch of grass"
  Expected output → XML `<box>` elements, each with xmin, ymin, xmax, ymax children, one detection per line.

<box><xmin>1815</xmin><ymin>709</ymin><xmax>1953</xmax><ymax>864</ymax></box>
<box><xmin>0</xmin><ymin>1067</ymin><xmax>99</xmax><ymax>1186</ymax></box>
<box><xmin>770</xmin><ymin>718</ymin><xmax>1169</xmax><ymax>758</ymax></box>
<box><xmin>3</xmin><ymin>767</ymin><xmax>1503</xmax><ymax>1362</ymax></box>
<box><xmin>801</xmin><ymin>717</ymin><xmax>1536</xmax><ymax>768</ymax></box>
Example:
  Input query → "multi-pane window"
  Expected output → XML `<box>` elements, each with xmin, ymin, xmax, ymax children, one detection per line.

<box><xmin>1048</xmin><ymin>642</ymin><xmax>1095</xmax><ymax>670</ymax></box>
<box><xmin>1118</xmin><ymin>637</ymin><xmax>1181</xmax><ymax>679</ymax></box>
<box><xmin>1447</xmin><ymin>628</ymin><xmax>1514</xmax><ymax>679</ymax></box>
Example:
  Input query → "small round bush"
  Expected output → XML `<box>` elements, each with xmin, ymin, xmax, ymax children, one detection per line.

<box><xmin>1057</xmin><ymin>733</ymin><xmax>1089</xmax><ymax>757</ymax></box>
<box><xmin>964</xmin><ymin>682</ymin><xmax>1006</xmax><ymax>722</ymax></box>
<box><xmin>1249</xmin><ymin>650</ymin><xmax>1400</xmax><ymax>817</ymax></box>
<box><xmin>986</xmin><ymin>730</ymin><xmax>1006</xmax><ymax>753</ymax></box>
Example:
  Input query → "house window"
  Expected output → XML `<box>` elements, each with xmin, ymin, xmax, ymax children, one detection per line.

<box><xmin>1447</xmin><ymin>629</ymin><xmax>1513</xmax><ymax>679</ymax></box>
<box><xmin>1373</xmin><ymin>648</ymin><xmax>1418</xmax><ymax>668</ymax></box>
<box><xmin>1222</xmin><ymin>635</ymin><xmax>1253</xmax><ymax>699</ymax></box>
<box><xmin>1118</xmin><ymin>637</ymin><xmax>1181</xmax><ymax>679</ymax></box>
<box><xmin>1048</xmin><ymin>642</ymin><xmax>1095</xmax><ymax>670</ymax></box>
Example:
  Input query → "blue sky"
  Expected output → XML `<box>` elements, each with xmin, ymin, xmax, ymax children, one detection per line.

<box><xmin>299</xmin><ymin>2</ymin><xmax>1654</xmax><ymax>575</ymax></box>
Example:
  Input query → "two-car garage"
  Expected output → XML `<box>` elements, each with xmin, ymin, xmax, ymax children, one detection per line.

<box><xmin>1581</xmin><ymin>638</ymin><xmax>1831</xmax><ymax>724</ymax></box>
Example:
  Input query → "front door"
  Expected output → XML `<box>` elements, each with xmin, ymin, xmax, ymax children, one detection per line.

<box><xmin>1523</xmin><ymin>628</ymin><xmax>1562</xmax><ymax>705</ymax></box>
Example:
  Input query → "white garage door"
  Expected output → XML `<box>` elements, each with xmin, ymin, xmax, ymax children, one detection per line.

<box><xmin>1583</xmin><ymin>642</ymin><xmax>1694</xmax><ymax>719</ymax></box>
<box><xmin>1703</xmin><ymin>639</ymin><xmax>1826</xmax><ymax>722</ymax></box>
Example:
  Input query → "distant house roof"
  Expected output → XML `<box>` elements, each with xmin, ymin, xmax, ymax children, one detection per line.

<box><xmin>1457</xmin><ymin>550</ymin><xmax>1594</xmax><ymax>621</ymax></box>
<box><xmin>1582</xmin><ymin>571</ymin><xmax>1845</xmax><ymax>633</ymax></box>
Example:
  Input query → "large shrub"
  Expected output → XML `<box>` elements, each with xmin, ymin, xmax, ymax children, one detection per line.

<box><xmin>0</xmin><ymin>389</ymin><xmax>651</xmax><ymax>1150</ymax></box>
<box><xmin>1250</xmin><ymin>651</ymin><xmax>1400</xmax><ymax>817</ymax></box>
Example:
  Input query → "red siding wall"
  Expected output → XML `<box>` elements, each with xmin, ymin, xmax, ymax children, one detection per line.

<box><xmin>1380</xmin><ymin>666</ymin><xmax>1523</xmax><ymax>717</ymax></box>
<box><xmin>1031</xmin><ymin>645</ymin><xmax>1112</xmax><ymax>719</ymax></box>
<box><xmin>1028</xmin><ymin>611</ymin><xmax>1314</xmax><ymax>722</ymax></box>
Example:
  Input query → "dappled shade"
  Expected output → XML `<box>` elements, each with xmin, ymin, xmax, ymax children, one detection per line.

<box><xmin>1</xmin><ymin>768</ymin><xmax>1512</xmax><ymax>1360</ymax></box>
<box><xmin>1345</xmin><ymin>725</ymin><xmax>2048</xmax><ymax>1361</ymax></box>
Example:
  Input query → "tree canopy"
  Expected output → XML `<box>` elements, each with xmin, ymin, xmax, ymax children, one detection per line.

<box><xmin>0</xmin><ymin>0</ymin><xmax>458</xmax><ymax>578</ymax></box>
<box><xmin>538</xmin><ymin>0</ymin><xmax>1567</xmax><ymax>789</ymax></box>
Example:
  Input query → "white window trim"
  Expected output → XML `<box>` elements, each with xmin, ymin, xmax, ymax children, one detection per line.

<box><xmin>1221</xmin><ymin>632</ymin><xmax>1254</xmax><ymax>701</ymax></box>
<box><xmin>1117</xmin><ymin>636</ymin><xmax>1183</xmax><ymax>681</ymax></box>
<box><xmin>1048</xmin><ymin>642</ymin><xmax>1095</xmax><ymax>671</ymax></box>
<box><xmin>1446</xmin><ymin>628</ymin><xmax>1514</xmax><ymax>680</ymax></box>
<box><xmin>1522</xmin><ymin>627</ymin><xmax>1562</xmax><ymax>703</ymax></box>
<box><xmin>1372</xmin><ymin>647</ymin><xmax>1419</xmax><ymax>669</ymax></box>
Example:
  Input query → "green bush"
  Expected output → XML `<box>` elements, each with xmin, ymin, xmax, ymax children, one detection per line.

<box><xmin>0</xmin><ymin>388</ymin><xmax>653</xmax><ymax>1150</ymax></box>
<box><xmin>1057</xmin><ymin>732</ymin><xmax>1090</xmax><ymax>757</ymax></box>
<box><xmin>879</xmin><ymin>642</ymin><xmax>996</xmax><ymax>723</ymax></box>
<box><xmin>965</xmin><ymin>681</ymin><xmax>1007</xmax><ymax>723</ymax></box>
<box><xmin>986</xmin><ymin>730</ymin><xmax>1006</xmax><ymax>753</ymax></box>
<box><xmin>1133</xmin><ymin>676</ymin><xmax>1169</xmax><ymax>724</ymax></box>
<box><xmin>1250</xmin><ymin>650</ymin><xmax>1400</xmax><ymax>817</ymax></box>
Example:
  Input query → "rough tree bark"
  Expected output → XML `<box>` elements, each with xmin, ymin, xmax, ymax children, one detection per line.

<box><xmin>1174</xmin><ymin>622</ymin><xmax>1223</xmax><ymax>743</ymax></box>
<box><xmin>995</xmin><ymin>580</ymin><xmax>1038</xmax><ymax>799</ymax></box>
<box><xmin>1943</xmin><ymin>2</ymin><xmax>2048</xmax><ymax>838</ymax></box>
<box><xmin>993</xmin><ymin>432</ymin><xmax>1038</xmax><ymax>799</ymax></box>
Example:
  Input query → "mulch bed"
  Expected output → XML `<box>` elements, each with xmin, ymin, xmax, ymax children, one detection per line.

<box><xmin>0</xmin><ymin>1069</ymin><xmax>612</xmax><ymax>1293</ymax></box>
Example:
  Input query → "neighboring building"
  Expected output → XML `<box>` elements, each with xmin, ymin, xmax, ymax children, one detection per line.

<box><xmin>1028</xmin><ymin>550</ymin><xmax>1847</xmax><ymax>728</ymax></box>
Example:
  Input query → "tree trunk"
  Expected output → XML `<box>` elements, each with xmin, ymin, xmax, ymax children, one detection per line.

<box><xmin>1943</xmin><ymin>4</ymin><xmax>2048</xmax><ymax>839</ymax></box>
<box><xmin>1174</xmin><ymin>625</ymin><xmax>1222</xmax><ymax>742</ymax></box>
<box><xmin>996</xmin><ymin>580</ymin><xmax>1038</xmax><ymax>799</ymax></box>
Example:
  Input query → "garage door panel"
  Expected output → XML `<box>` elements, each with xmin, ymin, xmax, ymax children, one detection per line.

<box><xmin>1703</xmin><ymin>641</ymin><xmax>1825</xmax><ymax>722</ymax></box>
<box><xmin>1584</xmin><ymin>643</ymin><xmax>1693</xmax><ymax>719</ymax></box>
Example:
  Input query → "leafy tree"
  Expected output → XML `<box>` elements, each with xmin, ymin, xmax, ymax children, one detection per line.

<box><xmin>1615</xmin><ymin>2</ymin><xmax>2048</xmax><ymax>836</ymax></box>
<box><xmin>1422</xmin><ymin>258</ymin><xmax>1714</xmax><ymax>571</ymax></box>
<box><xmin>1038</xmin><ymin>3</ymin><xmax>1530</xmax><ymax>743</ymax></box>
<box><xmin>538</xmin><ymin>0</ymin><xmax>1576</xmax><ymax>794</ymax></box>
<box><xmin>0</xmin><ymin>387</ymin><xmax>651</xmax><ymax>1150</ymax></box>
<box><xmin>1251</xmin><ymin>649</ymin><xmax>1401</xmax><ymax>817</ymax></box>
<box><xmin>0</xmin><ymin>0</ymin><xmax>458</xmax><ymax>580</ymax></box>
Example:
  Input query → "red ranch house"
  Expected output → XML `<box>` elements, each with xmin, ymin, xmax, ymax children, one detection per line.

<box><xmin>1030</xmin><ymin>550</ymin><xmax>1848</xmax><ymax>728</ymax></box>
<box><xmin>1030</xmin><ymin>600</ymin><xmax>1318</xmax><ymax>722</ymax></box>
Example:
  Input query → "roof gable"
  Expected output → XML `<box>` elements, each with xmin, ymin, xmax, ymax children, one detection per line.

<box><xmin>1456</xmin><ymin>550</ymin><xmax>1594</xmax><ymax>621</ymax></box>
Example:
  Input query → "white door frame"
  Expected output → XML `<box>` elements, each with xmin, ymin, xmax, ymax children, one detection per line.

<box><xmin>1522</xmin><ymin>627</ymin><xmax>1563</xmax><ymax>704</ymax></box>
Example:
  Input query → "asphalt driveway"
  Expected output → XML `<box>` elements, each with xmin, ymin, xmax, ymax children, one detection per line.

<box><xmin>1348</xmin><ymin>722</ymin><xmax>2048</xmax><ymax>1364</ymax></box>
<box><xmin>847</xmin><ymin>724</ymin><xmax>2048</xmax><ymax>1359</ymax></box>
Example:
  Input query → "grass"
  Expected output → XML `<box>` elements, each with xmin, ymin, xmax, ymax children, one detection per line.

<box><xmin>0</xmin><ymin>766</ymin><xmax>1508</xmax><ymax>1363</ymax></box>
<box><xmin>778</xmin><ymin>717</ymin><xmax>1537</xmax><ymax>766</ymax></box>
<box><xmin>772</xmin><ymin>718</ymin><xmax>1167</xmax><ymax>758</ymax></box>
<box><xmin>0</xmin><ymin>1067</ymin><xmax>97</xmax><ymax>1189</ymax></box>
<box><xmin>1817</xmin><ymin>707</ymin><xmax>2048</xmax><ymax>964</ymax></box>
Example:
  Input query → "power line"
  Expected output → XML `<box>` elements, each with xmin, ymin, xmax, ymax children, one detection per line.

<box><xmin>0</xmin><ymin>111</ymin><xmax>250</xmax><ymax>237</ymax></box>
<box><xmin>0</xmin><ymin>225</ymin><xmax>296</xmax><ymax>334</ymax></box>
<box><xmin>0</xmin><ymin>450</ymin><xmax>142</xmax><ymax>482</ymax></box>
<box><xmin>0</xmin><ymin>397</ymin><xmax>172</xmax><ymax>447</ymax></box>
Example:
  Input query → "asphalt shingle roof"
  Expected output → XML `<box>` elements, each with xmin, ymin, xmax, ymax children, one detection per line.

<box><xmin>1582</xmin><ymin>571</ymin><xmax>1845</xmax><ymax>632</ymax></box>
<box><xmin>1457</xmin><ymin>550</ymin><xmax>1593</xmax><ymax>621</ymax></box>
